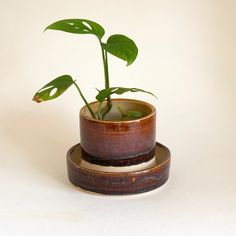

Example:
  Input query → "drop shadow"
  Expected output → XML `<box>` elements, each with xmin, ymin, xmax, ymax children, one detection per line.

<box><xmin>2</xmin><ymin>106</ymin><xmax>78</xmax><ymax>187</ymax></box>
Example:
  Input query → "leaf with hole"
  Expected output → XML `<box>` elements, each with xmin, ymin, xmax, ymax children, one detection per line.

<box><xmin>44</xmin><ymin>19</ymin><xmax>105</xmax><ymax>39</ymax></box>
<box><xmin>96</xmin><ymin>87</ymin><xmax>157</xmax><ymax>103</ymax></box>
<box><xmin>33</xmin><ymin>75</ymin><xmax>74</xmax><ymax>103</ymax></box>
<box><xmin>102</xmin><ymin>34</ymin><xmax>138</xmax><ymax>65</ymax></box>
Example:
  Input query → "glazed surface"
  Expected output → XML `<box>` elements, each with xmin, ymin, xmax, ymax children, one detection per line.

<box><xmin>67</xmin><ymin>142</ymin><xmax>170</xmax><ymax>195</ymax></box>
<box><xmin>80</xmin><ymin>99</ymin><xmax>156</xmax><ymax>165</ymax></box>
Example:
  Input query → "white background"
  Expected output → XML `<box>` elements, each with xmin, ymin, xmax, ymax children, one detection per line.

<box><xmin>0</xmin><ymin>0</ymin><xmax>236</xmax><ymax>235</ymax></box>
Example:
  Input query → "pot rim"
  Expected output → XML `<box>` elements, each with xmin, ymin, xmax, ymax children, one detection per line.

<box><xmin>80</xmin><ymin>98</ymin><xmax>156</xmax><ymax>124</ymax></box>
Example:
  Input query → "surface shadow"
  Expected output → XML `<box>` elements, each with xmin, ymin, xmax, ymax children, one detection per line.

<box><xmin>2</xmin><ymin>107</ymin><xmax>78</xmax><ymax>187</ymax></box>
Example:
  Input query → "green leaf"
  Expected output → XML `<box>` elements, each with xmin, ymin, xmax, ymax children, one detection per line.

<box><xmin>96</xmin><ymin>87</ymin><xmax>157</xmax><ymax>103</ymax></box>
<box><xmin>117</xmin><ymin>106</ymin><xmax>145</xmax><ymax>119</ymax></box>
<box><xmin>127</xmin><ymin>110</ymin><xmax>145</xmax><ymax>118</ymax></box>
<box><xmin>102</xmin><ymin>34</ymin><xmax>138</xmax><ymax>65</ymax></box>
<box><xmin>44</xmin><ymin>19</ymin><xmax>105</xmax><ymax>39</ymax></box>
<box><xmin>33</xmin><ymin>75</ymin><xmax>74</xmax><ymax>103</ymax></box>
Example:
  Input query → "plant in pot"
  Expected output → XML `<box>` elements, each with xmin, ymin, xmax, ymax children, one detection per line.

<box><xmin>33</xmin><ymin>19</ymin><xmax>171</xmax><ymax>195</ymax></box>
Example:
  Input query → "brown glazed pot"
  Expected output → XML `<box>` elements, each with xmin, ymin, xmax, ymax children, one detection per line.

<box><xmin>67</xmin><ymin>142</ymin><xmax>170</xmax><ymax>195</ymax></box>
<box><xmin>80</xmin><ymin>99</ymin><xmax>156</xmax><ymax>166</ymax></box>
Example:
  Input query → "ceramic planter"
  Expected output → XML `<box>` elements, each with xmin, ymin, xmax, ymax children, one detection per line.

<box><xmin>67</xmin><ymin>98</ymin><xmax>171</xmax><ymax>195</ymax></box>
<box><xmin>67</xmin><ymin>142</ymin><xmax>170</xmax><ymax>195</ymax></box>
<box><xmin>80</xmin><ymin>99</ymin><xmax>156</xmax><ymax>166</ymax></box>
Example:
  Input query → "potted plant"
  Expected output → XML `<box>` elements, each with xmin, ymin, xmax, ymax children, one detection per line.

<box><xmin>33</xmin><ymin>19</ymin><xmax>171</xmax><ymax>195</ymax></box>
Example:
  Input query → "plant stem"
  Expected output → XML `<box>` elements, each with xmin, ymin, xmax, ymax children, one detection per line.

<box><xmin>117</xmin><ymin>106</ymin><xmax>126</xmax><ymax>118</ymax></box>
<box><xmin>104</xmin><ymin>50</ymin><xmax>110</xmax><ymax>89</ymax></box>
<box><xmin>99</xmin><ymin>40</ymin><xmax>109</xmax><ymax>89</ymax></box>
<box><xmin>73</xmin><ymin>81</ymin><xmax>96</xmax><ymax>119</ymax></box>
<box><xmin>99</xmin><ymin>40</ymin><xmax>112</xmax><ymax>119</ymax></box>
<box><xmin>97</xmin><ymin>102</ymin><xmax>103</xmax><ymax>120</ymax></box>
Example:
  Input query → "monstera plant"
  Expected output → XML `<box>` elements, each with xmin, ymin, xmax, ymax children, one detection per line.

<box><xmin>31</xmin><ymin>18</ymin><xmax>169</xmax><ymax>197</ymax></box>
<box><xmin>33</xmin><ymin>18</ymin><xmax>156</xmax><ymax>120</ymax></box>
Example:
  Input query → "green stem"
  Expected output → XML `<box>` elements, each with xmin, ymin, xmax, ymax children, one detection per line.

<box><xmin>117</xmin><ymin>106</ymin><xmax>126</xmax><ymax>118</ymax></box>
<box><xmin>99</xmin><ymin>40</ymin><xmax>109</xmax><ymax>89</ymax></box>
<box><xmin>104</xmin><ymin>51</ymin><xmax>110</xmax><ymax>89</ymax></box>
<box><xmin>99</xmin><ymin>40</ymin><xmax>112</xmax><ymax>119</ymax></box>
<box><xmin>97</xmin><ymin>102</ymin><xmax>103</xmax><ymax>120</ymax></box>
<box><xmin>73</xmin><ymin>81</ymin><xmax>96</xmax><ymax>119</ymax></box>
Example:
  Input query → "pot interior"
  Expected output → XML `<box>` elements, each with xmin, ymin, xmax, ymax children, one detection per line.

<box><xmin>81</xmin><ymin>99</ymin><xmax>155</xmax><ymax>121</ymax></box>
